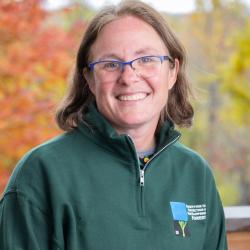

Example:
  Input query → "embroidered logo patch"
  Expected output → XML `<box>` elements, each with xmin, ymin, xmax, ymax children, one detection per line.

<box><xmin>170</xmin><ymin>201</ymin><xmax>206</xmax><ymax>237</ymax></box>
<box><xmin>170</xmin><ymin>202</ymin><xmax>189</xmax><ymax>237</ymax></box>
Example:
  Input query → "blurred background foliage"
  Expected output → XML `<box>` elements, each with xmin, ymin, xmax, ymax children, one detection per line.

<box><xmin>0</xmin><ymin>0</ymin><xmax>249</xmax><ymax>206</ymax></box>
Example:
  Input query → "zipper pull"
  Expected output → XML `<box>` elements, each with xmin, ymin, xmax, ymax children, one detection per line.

<box><xmin>140</xmin><ymin>169</ymin><xmax>145</xmax><ymax>186</ymax></box>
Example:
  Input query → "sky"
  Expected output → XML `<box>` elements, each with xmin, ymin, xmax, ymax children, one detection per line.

<box><xmin>86</xmin><ymin>0</ymin><xmax>195</xmax><ymax>13</ymax></box>
<box><xmin>45</xmin><ymin>0</ymin><xmax>250</xmax><ymax>14</ymax></box>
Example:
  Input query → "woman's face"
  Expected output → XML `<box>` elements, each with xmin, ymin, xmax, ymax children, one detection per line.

<box><xmin>87</xmin><ymin>15</ymin><xmax>178</xmax><ymax>134</ymax></box>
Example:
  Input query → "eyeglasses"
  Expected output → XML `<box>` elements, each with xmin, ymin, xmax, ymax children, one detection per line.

<box><xmin>87</xmin><ymin>55</ymin><xmax>174</xmax><ymax>82</ymax></box>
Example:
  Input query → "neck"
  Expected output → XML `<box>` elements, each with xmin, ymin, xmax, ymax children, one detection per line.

<box><xmin>115</xmin><ymin>123</ymin><xmax>158</xmax><ymax>152</ymax></box>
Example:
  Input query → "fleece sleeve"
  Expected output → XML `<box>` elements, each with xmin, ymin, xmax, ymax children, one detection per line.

<box><xmin>0</xmin><ymin>191</ymin><xmax>62</xmax><ymax>250</ymax></box>
<box><xmin>203</xmin><ymin>168</ymin><xmax>228</xmax><ymax>250</ymax></box>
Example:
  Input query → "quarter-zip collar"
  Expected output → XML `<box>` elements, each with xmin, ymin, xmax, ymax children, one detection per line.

<box><xmin>78</xmin><ymin>104</ymin><xmax>181</xmax><ymax>163</ymax></box>
<box><xmin>78</xmin><ymin>104</ymin><xmax>181</xmax><ymax>217</ymax></box>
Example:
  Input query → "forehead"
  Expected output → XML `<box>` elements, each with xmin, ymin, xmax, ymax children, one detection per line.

<box><xmin>90</xmin><ymin>15</ymin><xmax>167</xmax><ymax>60</ymax></box>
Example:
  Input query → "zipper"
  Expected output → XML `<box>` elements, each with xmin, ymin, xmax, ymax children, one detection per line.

<box><xmin>126</xmin><ymin>134</ymin><xmax>180</xmax><ymax>216</ymax></box>
<box><xmin>140</xmin><ymin>134</ymin><xmax>181</xmax><ymax>187</ymax></box>
<box><xmin>139</xmin><ymin>169</ymin><xmax>145</xmax><ymax>186</ymax></box>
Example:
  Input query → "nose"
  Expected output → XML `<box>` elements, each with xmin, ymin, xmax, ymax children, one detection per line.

<box><xmin>118</xmin><ymin>63</ymin><xmax>139</xmax><ymax>84</ymax></box>
<box><xmin>120</xmin><ymin>61</ymin><xmax>135</xmax><ymax>72</ymax></box>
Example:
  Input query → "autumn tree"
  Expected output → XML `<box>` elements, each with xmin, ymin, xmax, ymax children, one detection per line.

<box><xmin>182</xmin><ymin>0</ymin><xmax>249</xmax><ymax>204</ymax></box>
<box><xmin>219</xmin><ymin>20</ymin><xmax>250</xmax><ymax>204</ymax></box>
<box><xmin>0</xmin><ymin>0</ymin><xmax>86</xmax><ymax>193</ymax></box>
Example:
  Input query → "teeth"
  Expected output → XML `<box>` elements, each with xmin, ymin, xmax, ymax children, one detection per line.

<box><xmin>118</xmin><ymin>93</ymin><xmax>147</xmax><ymax>101</ymax></box>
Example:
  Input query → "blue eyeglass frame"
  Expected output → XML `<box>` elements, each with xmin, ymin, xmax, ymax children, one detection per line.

<box><xmin>88</xmin><ymin>55</ymin><xmax>174</xmax><ymax>71</ymax></box>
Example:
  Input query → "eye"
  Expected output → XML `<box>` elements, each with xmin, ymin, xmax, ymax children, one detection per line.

<box><xmin>103</xmin><ymin>61</ymin><xmax>120</xmax><ymax>71</ymax></box>
<box><xmin>138</xmin><ymin>56</ymin><xmax>156</xmax><ymax>64</ymax></box>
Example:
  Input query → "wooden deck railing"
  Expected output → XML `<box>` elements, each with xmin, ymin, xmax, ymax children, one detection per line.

<box><xmin>225</xmin><ymin>206</ymin><xmax>250</xmax><ymax>250</ymax></box>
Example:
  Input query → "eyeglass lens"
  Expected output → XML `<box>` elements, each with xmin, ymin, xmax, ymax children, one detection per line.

<box><xmin>93</xmin><ymin>56</ymin><xmax>163</xmax><ymax>82</ymax></box>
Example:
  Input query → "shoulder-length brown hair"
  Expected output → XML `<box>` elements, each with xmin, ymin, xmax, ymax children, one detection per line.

<box><xmin>56</xmin><ymin>0</ymin><xmax>194</xmax><ymax>131</ymax></box>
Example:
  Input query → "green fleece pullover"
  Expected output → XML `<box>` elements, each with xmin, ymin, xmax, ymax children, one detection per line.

<box><xmin>0</xmin><ymin>106</ymin><xmax>228</xmax><ymax>249</ymax></box>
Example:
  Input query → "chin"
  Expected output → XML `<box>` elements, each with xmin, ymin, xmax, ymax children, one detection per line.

<box><xmin>116</xmin><ymin>117</ymin><xmax>149</xmax><ymax>128</ymax></box>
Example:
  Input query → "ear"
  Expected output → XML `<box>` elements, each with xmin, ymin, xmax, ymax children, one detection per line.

<box><xmin>83</xmin><ymin>68</ymin><xmax>96</xmax><ymax>96</ymax></box>
<box><xmin>168</xmin><ymin>58</ymin><xmax>179</xmax><ymax>90</ymax></box>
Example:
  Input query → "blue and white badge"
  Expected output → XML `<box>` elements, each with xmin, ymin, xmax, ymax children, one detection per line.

<box><xmin>170</xmin><ymin>202</ymin><xmax>189</xmax><ymax>237</ymax></box>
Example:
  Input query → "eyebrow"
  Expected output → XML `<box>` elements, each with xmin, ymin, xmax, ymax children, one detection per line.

<box><xmin>98</xmin><ymin>54</ymin><xmax>121</xmax><ymax>61</ymax></box>
<box><xmin>134</xmin><ymin>48</ymin><xmax>162</xmax><ymax>55</ymax></box>
<box><xmin>96</xmin><ymin>48</ymin><xmax>163</xmax><ymax>62</ymax></box>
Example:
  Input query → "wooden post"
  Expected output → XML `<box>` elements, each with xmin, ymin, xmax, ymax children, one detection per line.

<box><xmin>224</xmin><ymin>206</ymin><xmax>250</xmax><ymax>250</ymax></box>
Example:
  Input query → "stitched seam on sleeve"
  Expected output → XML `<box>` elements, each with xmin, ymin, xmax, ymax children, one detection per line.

<box><xmin>3</xmin><ymin>189</ymin><xmax>50</xmax><ymax>217</ymax></box>
<box><xmin>2</xmin><ymin>190</ymin><xmax>64</xmax><ymax>250</ymax></box>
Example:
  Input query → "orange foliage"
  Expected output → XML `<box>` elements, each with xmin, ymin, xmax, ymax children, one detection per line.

<box><xmin>0</xmin><ymin>0</ymin><xmax>84</xmax><ymax>194</ymax></box>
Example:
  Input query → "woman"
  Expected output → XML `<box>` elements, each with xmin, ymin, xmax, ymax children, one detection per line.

<box><xmin>0</xmin><ymin>1</ymin><xmax>228</xmax><ymax>249</ymax></box>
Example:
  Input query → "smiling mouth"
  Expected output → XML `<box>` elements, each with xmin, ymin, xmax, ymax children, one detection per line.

<box><xmin>117</xmin><ymin>93</ymin><xmax>149</xmax><ymax>101</ymax></box>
